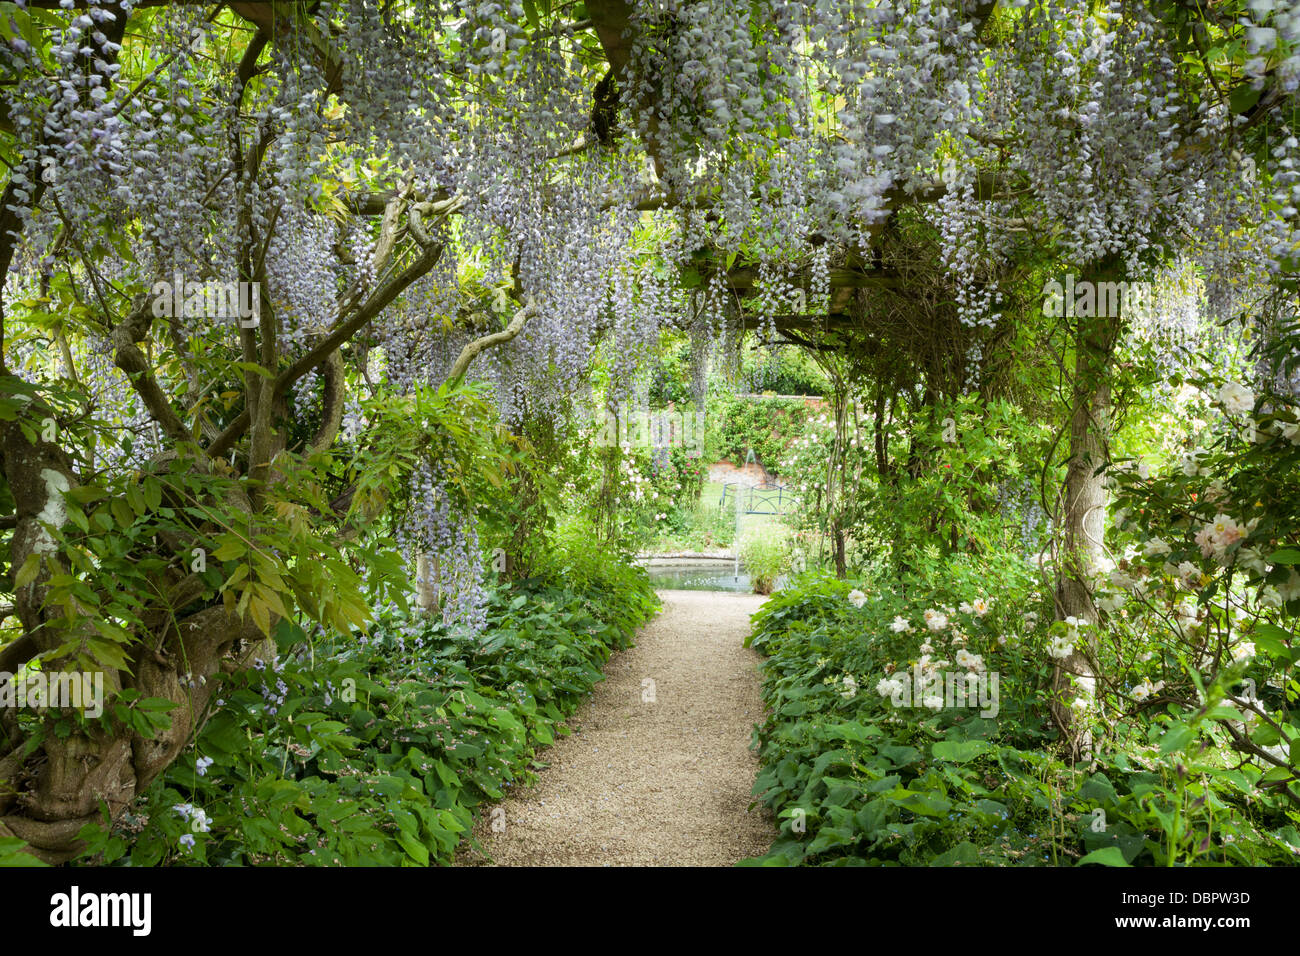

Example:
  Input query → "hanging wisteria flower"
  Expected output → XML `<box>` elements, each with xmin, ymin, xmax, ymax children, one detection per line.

<box><xmin>179</xmin><ymin>834</ymin><xmax>196</xmax><ymax>850</ymax></box>
<box><xmin>196</xmin><ymin>756</ymin><xmax>213</xmax><ymax>777</ymax></box>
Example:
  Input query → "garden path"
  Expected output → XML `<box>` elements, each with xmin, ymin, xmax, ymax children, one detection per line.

<box><xmin>457</xmin><ymin>589</ymin><xmax>774</xmax><ymax>866</ymax></box>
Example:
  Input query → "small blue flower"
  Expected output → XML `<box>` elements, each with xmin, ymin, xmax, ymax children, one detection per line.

<box><xmin>196</xmin><ymin>756</ymin><xmax>214</xmax><ymax>776</ymax></box>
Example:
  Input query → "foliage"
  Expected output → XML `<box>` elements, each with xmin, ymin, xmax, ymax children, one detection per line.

<box><xmin>738</xmin><ymin>525</ymin><xmax>792</xmax><ymax>595</ymax></box>
<box><xmin>73</xmin><ymin>555</ymin><xmax>658</xmax><ymax>867</ymax></box>
<box><xmin>742</xmin><ymin>570</ymin><xmax>1300</xmax><ymax>866</ymax></box>
<box><xmin>708</xmin><ymin>395</ymin><xmax>816</xmax><ymax>475</ymax></box>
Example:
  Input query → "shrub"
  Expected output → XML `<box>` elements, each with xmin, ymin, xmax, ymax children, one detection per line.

<box><xmin>739</xmin><ymin>524</ymin><xmax>792</xmax><ymax>594</ymax></box>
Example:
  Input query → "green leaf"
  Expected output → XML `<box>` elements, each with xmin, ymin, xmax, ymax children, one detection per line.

<box><xmin>232</xmin><ymin>362</ymin><xmax>274</xmax><ymax>379</ymax></box>
<box><xmin>932</xmin><ymin>739</ymin><xmax>990</xmax><ymax>762</ymax></box>
<box><xmin>14</xmin><ymin>552</ymin><xmax>41</xmax><ymax>589</ymax></box>
<box><xmin>1253</xmin><ymin>623</ymin><xmax>1292</xmax><ymax>658</ymax></box>
<box><xmin>930</xmin><ymin>841</ymin><xmax>979</xmax><ymax>866</ymax></box>
<box><xmin>1158</xmin><ymin>722</ymin><xmax>1195</xmax><ymax>755</ymax></box>
<box><xmin>1229</xmin><ymin>83</ymin><xmax>1262</xmax><ymax>115</ymax></box>
<box><xmin>110</xmin><ymin>497</ymin><xmax>133</xmax><ymax>529</ymax></box>
<box><xmin>397</xmin><ymin>831</ymin><xmax>429</xmax><ymax>865</ymax></box>
<box><xmin>1078</xmin><ymin>846</ymin><xmax>1131</xmax><ymax>867</ymax></box>
<box><xmin>142</xmin><ymin>477</ymin><xmax>162</xmax><ymax>512</ymax></box>
<box><xmin>820</xmin><ymin>722</ymin><xmax>882</xmax><ymax>745</ymax></box>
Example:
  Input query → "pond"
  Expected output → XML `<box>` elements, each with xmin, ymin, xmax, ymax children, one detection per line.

<box><xmin>639</xmin><ymin>558</ymin><xmax>780</xmax><ymax>593</ymax></box>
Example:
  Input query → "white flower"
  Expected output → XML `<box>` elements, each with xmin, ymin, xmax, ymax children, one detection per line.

<box><xmin>876</xmin><ymin>677</ymin><xmax>902</xmax><ymax>699</ymax></box>
<box><xmin>959</xmin><ymin>601</ymin><xmax>974</xmax><ymax>614</ymax></box>
<box><xmin>1217</xmin><ymin>382</ymin><xmax>1255</xmax><ymax>416</ymax></box>
<box><xmin>890</xmin><ymin>615</ymin><xmax>912</xmax><ymax>633</ymax></box>
<box><xmin>1132</xmin><ymin>679</ymin><xmax>1157</xmax><ymax>702</ymax></box>
<box><xmin>971</xmin><ymin>597</ymin><xmax>991</xmax><ymax>617</ymax></box>
<box><xmin>1048</xmin><ymin>636</ymin><xmax>1074</xmax><ymax>659</ymax></box>
<box><xmin>1096</xmin><ymin>592</ymin><xmax>1125</xmax><ymax>613</ymax></box>
<box><xmin>923</xmin><ymin>609</ymin><xmax>949</xmax><ymax>632</ymax></box>
<box><xmin>1262</xmin><ymin>741</ymin><xmax>1292</xmax><ymax>763</ymax></box>
<box><xmin>847</xmin><ymin>589</ymin><xmax>868</xmax><ymax>609</ymax></box>
<box><xmin>1237</xmin><ymin>547</ymin><xmax>1270</xmax><ymax>576</ymax></box>
<box><xmin>1174</xmin><ymin>601</ymin><xmax>1199</xmax><ymax>629</ymax></box>
<box><xmin>1230</xmin><ymin>641</ymin><xmax>1256</xmax><ymax>663</ymax></box>
<box><xmin>840</xmin><ymin>674</ymin><xmax>859</xmax><ymax>699</ymax></box>
<box><xmin>1180</xmin><ymin>449</ymin><xmax>1211</xmax><ymax>477</ymax></box>
<box><xmin>1108</xmin><ymin>570</ymin><xmax>1138</xmax><ymax>591</ymax></box>
<box><xmin>1259</xmin><ymin>585</ymin><xmax>1283</xmax><ymax>609</ymax></box>
<box><xmin>1143</xmin><ymin>537</ymin><xmax>1171</xmax><ymax>557</ymax></box>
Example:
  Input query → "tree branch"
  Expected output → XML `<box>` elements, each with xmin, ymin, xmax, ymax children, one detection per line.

<box><xmin>446</xmin><ymin>301</ymin><xmax>535</xmax><ymax>386</ymax></box>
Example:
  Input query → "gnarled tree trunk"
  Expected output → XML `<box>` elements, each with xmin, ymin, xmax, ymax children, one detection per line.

<box><xmin>1052</xmin><ymin>257</ymin><xmax>1124</xmax><ymax>762</ymax></box>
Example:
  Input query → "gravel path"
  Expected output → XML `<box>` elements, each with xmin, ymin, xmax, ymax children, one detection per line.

<box><xmin>456</xmin><ymin>589</ymin><xmax>775</xmax><ymax>866</ymax></box>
